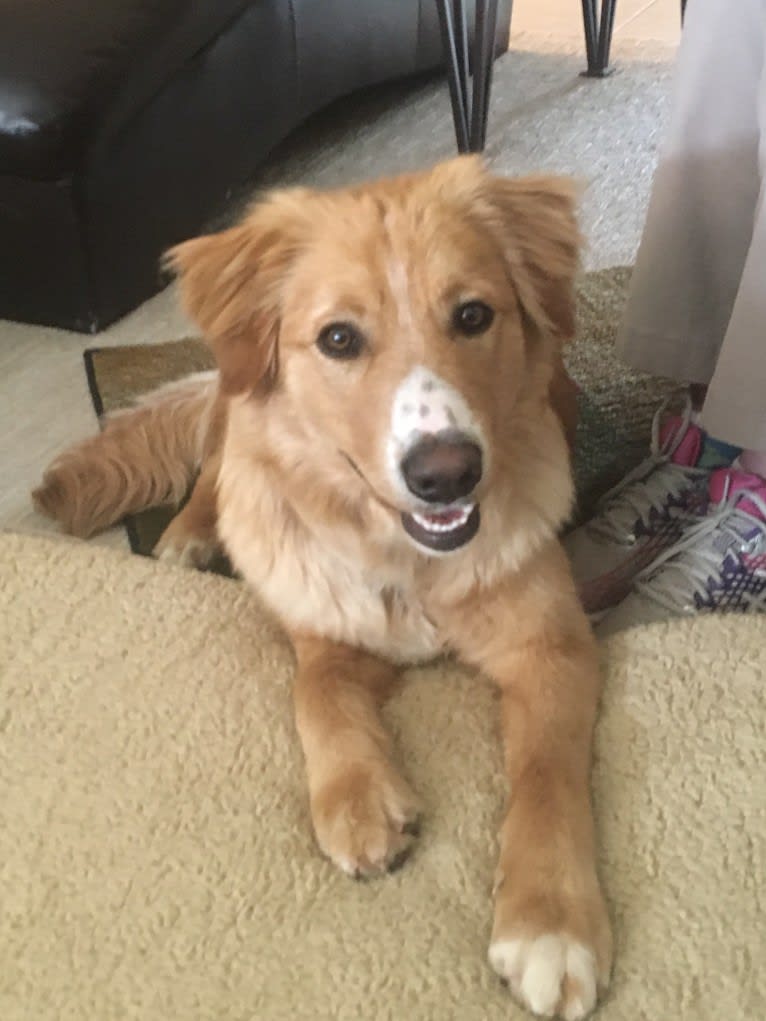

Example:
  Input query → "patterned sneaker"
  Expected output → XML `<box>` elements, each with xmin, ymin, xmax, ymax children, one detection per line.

<box><xmin>565</xmin><ymin>399</ymin><xmax>736</xmax><ymax>617</ymax></box>
<box><xmin>598</xmin><ymin>468</ymin><xmax>766</xmax><ymax>634</ymax></box>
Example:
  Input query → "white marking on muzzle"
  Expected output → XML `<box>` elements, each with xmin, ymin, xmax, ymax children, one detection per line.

<box><xmin>386</xmin><ymin>366</ymin><xmax>484</xmax><ymax>499</ymax></box>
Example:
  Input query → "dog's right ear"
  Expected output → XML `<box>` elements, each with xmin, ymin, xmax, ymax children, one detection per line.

<box><xmin>165</xmin><ymin>203</ymin><xmax>304</xmax><ymax>396</ymax></box>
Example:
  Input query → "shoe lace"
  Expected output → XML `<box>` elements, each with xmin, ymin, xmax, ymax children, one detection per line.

<box><xmin>633</xmin><ymin>487</ymin><xmax>766</xmax><ymax>614</ymax></box>
<box><xmin>586</xmin><ymin>397</ymin><xmax>706</xmax><ymax>544</ymax></box>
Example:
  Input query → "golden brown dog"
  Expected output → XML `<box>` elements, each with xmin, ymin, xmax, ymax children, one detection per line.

<box><xmin>34</xmin><ymin>157</ymin><xmax>611</xmax><ymax>1019</ymax></box>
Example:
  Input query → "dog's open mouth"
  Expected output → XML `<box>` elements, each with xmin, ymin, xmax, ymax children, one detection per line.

<box><xmin>401</xmin><ymin>503</ymin><xmax>480</xmax><ymax>552</ymax></box>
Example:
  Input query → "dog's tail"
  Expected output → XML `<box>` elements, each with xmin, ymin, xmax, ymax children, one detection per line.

<box><xmin>33</xmin><ymin>372</ymin><xmax>221</xmax><ymax>538</ymax></box>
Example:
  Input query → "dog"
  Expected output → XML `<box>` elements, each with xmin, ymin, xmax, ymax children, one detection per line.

<box><xmin>34</xmin><ymin>157</ymin><xmax>611</xmax><ymax>1019</ymax></box>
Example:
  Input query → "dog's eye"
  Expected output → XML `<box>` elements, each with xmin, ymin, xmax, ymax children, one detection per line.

<box><xmin>453</xmin><ymin>300</ymin><xmax>495</xmax><ymax>337</ymax></box>
<box><xmin>316</xmin><ymin>322</ymin><xmax>364</xmax><ymax>359</ymax></box>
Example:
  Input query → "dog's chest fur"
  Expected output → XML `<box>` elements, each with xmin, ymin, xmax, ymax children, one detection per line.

<box><xmin>216</xmin><ymin>456</ymin><xmax>446</xmax><ymax>663</ymax></box>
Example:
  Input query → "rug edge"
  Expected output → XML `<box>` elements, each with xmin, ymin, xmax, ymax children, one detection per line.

<box><xmin>82</xmin><ymin>347</ymin><xmax>145</xmax><ymax>558</ymax></box>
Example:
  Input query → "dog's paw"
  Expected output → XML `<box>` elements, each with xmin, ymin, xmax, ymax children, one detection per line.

<box><xmin>489</xmin><ymin>933</ymin><xmax>606</xmax><ymax>1020</ymax></box>
<box><xmin>489</xmin><ymin>871</ymin><xmax>612</xmax><ymax>1020</ymax></box>
<box><xmin>153</xmin><ymin>532</ymin><xmax>220</xmax><ymax>570</ymax></box>
<box><xmin>311</xmin><ymin>765</ymin><xmax>422</xmax><ymax>879</ymax></box>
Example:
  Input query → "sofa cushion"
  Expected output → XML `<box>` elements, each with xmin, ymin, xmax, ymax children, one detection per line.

<box><xmin>0</xmin><ymin>0</ymin><xmax>252</xmax><ymax>179</ymax></box>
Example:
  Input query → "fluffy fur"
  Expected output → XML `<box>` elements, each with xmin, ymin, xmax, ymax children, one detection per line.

<box><xmin>34</xmin><ymin>157</ymin><xmax>611</xmax><ymax>1020</ymax></box>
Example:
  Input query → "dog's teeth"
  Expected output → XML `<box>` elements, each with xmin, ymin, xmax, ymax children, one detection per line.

<box><xmin>412</xmin><ymin>505</ymin><xmax>473</xmax><ymax>533</ymax></box>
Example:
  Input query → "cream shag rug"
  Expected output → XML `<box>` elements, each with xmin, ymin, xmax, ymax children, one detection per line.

<box><xmin>1</xmin><ymin>532</ymin><xmax>763</xmax><ymax>1020</ymax></box>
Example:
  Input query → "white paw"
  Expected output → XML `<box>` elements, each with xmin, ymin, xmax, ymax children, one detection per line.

<box><xmin>489</xmin><ymin>933</ymin><xmax>598</xmax><ymax>1020</ymax></box>
<box><xmin>155</xmin><ymin>536</ymin><xmax>219</xmax><ymax>570</ymax></box>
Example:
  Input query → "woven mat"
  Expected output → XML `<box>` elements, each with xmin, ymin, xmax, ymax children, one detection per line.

<box><xmin>84</xmin><ymin>266</ymin><xmax>683</xmax><ymax>563</ymax></box>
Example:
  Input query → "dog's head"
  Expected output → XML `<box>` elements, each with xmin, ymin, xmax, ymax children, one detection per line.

<box><xmin>167</xmin><ymin>158</ymin><xmax>580</xmax><ymax>556</ymax></box>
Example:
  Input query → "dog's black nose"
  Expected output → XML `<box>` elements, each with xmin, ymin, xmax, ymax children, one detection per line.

<box><xmin>401</xmin><ymin>434</ymin><xmax>483</xmax><ymax>504</ymax></box>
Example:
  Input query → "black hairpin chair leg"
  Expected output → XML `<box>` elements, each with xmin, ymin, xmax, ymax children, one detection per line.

<box><xmin>581</xmin><ymin>0</ymin><xmax>618</xmax><ymax>77</ymax></box>
<box><xmin>435</xmin><ymin>0</ymin><xmax>504</xmax><ymax>154</ymax></box>
<box><xmin>437</xmin><ymin>0</ymin><xmax>687</xmax><ymax>152</ymax></box>
<box><xmin>582</xmin><ymin>0</ymin><xmax>687</xmax><ymax>78</ymax></box>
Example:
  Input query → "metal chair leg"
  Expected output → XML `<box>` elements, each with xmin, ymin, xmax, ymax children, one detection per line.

<box><xmin>440</xmin><ymin>0</ymin><xmax>685</xmax><ymax>145</ymax></box>
<box><xmin>581</xmin><ymin>0</ymin><xmax>618</xmax><ymax>77</ymax></box>
<box><xmin>435</xmin><ymin>0</ymin><xmax>470</xmax><ymax>152</ymax></box>
<box><xmin>435</xmin><ymin>1</ymin><xmax>506</xmax><ymax>154</ymax></box>
<box><xmin>469</xmin><ymin>0</ymin><xmax>500</xmax><ymax>152</ymax></box>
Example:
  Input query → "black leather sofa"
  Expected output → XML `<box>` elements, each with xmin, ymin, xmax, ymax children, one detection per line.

<box><xmin>0</xmin><ymin>1</ymin><xmax>511</xmax><ymax>333</ymax></box>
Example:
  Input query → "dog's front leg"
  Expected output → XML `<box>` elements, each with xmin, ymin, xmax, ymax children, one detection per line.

<box><xmin>446</xmin><ymin>544</ymin><xmax>612</xmax><ymax>1019</ymax></box>
<box><xmin>291</xmin><ymin>634</ymin><xmax>421</xmax><ymax>879</ymax></box>
<box><xmin>153</xmin><ymin>453</ymin><xmax>222</xmax><ymax>569</ymax></box>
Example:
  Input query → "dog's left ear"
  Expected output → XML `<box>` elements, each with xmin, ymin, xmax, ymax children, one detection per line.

<box><xmin>480</xmin><ymin>175</ymin><xmax>583</xmax><ymax>343</ymax></box>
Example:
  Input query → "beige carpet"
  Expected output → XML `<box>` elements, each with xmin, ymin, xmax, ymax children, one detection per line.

<box><xmin>1</xmin><ymin>532</ymin><xmax>763</xmax><ymax>1020</ymax></box>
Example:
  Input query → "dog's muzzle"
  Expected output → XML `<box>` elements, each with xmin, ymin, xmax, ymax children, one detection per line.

<box><xmin>399</xmin><ymin>430</ymin><xmax>482</xmax><ymax>553</ymax></box>
<box><xmin>387</xmin><ymin>366</ymin><xmax>485</xmax><ymax>553</ymax></box>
